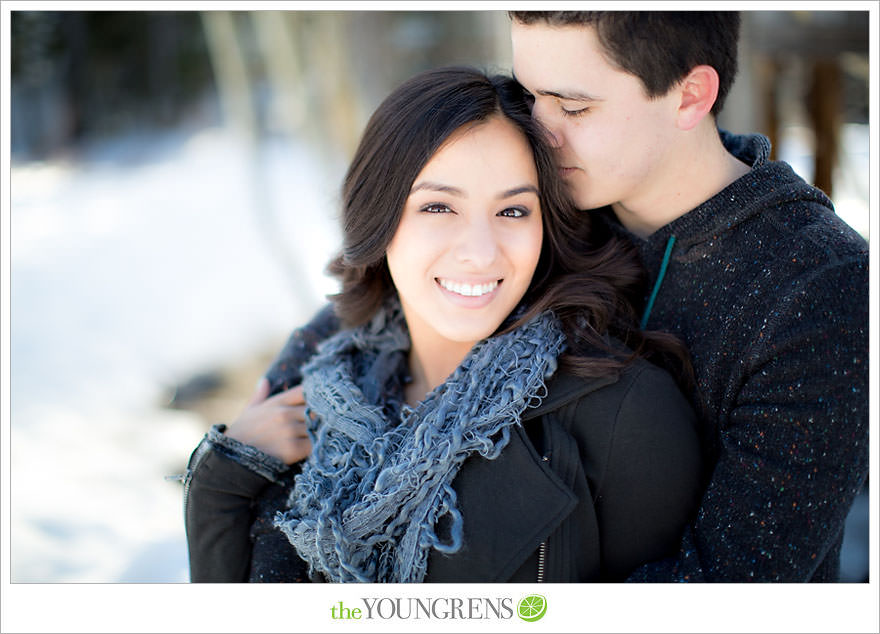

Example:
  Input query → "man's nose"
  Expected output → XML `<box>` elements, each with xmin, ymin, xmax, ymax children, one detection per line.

<box><xmin>530</xmin><ymin>101</ymin><xmax>564</xmax><ymax>149</ymax></box>
<box><xmin>542</xmin><ymin>125</ymin><xmax>564</xmax><ymax>149</ymax></box>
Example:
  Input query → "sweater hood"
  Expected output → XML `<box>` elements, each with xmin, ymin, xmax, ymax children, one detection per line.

<box><xmin>625</xmin><ymin>130</ymin><xmax>835</xmax><ymax>265</ymax></box>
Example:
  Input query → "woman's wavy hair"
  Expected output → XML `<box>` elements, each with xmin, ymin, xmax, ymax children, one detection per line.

<box><xmin>327</xmin><ymin>66</ymin><xmax>691</xmax><ymax>385</ymax></box>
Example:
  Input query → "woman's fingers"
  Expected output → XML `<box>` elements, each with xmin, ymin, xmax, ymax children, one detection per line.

<box><xmin>269</xmin><ymin>384</ymin><xmax>306</xmax><ymax>406</ymax></box>
<box><xmin>291</xmin><ymin>413</ymin><xmax>310</xmax><ymax>438</ymax></box>
<box><xmin>226</xmin><ymin>380</ymin><xmax>313</xmax><ymax>464</ymax></box>
<box><xmin>246</xmin><ymin>376</ymin><xmax>271</xmax><ymax>406</ymax></box>
<box><xmin>284</xmin><ymin>436</ymin><xmax>313</xmax><ymax>464</ymax></box>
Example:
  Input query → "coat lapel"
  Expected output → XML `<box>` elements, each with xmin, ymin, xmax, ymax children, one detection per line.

<box><xmin>426</xmin><ymin>423</ymin><xmax>578</xmax><ymax>582</ymax></box>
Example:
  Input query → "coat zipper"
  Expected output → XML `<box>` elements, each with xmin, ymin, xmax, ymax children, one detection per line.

<box><xmin>537</xmin><ymin>452</ymin><xmax>550</xmax><ymax>583</ymax></box>
<box><xmin>179</xmin><ymin>436</ymin><xmax>212</xmax><ymax>526</ymax></box>
<box><xmin>537</xmin><ymin>541</ymin><xmax>547</xmax><ymax>583</ymax></box>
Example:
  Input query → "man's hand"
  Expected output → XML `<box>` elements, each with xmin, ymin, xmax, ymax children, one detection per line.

<box><xmin>224</xmin><ymin>378</ymin><xmax>311</xmax><ymax>464</ymax></box>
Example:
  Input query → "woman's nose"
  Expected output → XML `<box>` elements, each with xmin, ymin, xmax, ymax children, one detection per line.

<box><xmin>454</xmin><ymin>219</ymin><xmax>499</xmax><ymax>268</ymax></box>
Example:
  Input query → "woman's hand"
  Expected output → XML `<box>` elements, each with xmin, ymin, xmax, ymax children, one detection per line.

<box><xmin>224</xmin><ymin>378</ymin><xmax>312</xmax><ymax>465</ymax></box>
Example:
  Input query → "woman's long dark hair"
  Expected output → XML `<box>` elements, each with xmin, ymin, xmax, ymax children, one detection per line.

<box><xmin>327</xmin><ymin>66</ymin><xmax>692</xmax><ymax>386</ymax></box>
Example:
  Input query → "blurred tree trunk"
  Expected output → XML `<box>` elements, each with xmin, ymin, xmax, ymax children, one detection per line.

<box><xmin>252</xmin><ymin>11</ymin><xmax>307</xmax><ymax>137</ymax></box>
<box><xmin>308</xmin><ymin>12</ymin><xmax>360</xmax><ymax>160</ymax></box>
<box><xmin>201</xmin><ymin>11</ymin><xmax>257</xmax><ymax>141</ymax></box>
<box><xmin>201</xmin><ymin>11</ymin><xmax>317</xmax><ymax>305</ymax></box>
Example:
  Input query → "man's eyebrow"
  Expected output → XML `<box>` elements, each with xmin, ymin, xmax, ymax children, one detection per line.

<box><xmin>512</xmin><ymin>74</ymin><xmax>599</xmax><ymax>102</ymax></box>
<box><xmin>535</xmin><ymin>88</ymin><xmax>600</xmax><ymax>102</ymax></box>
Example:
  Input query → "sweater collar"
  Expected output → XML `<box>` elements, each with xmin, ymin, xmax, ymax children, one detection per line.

<box><xmin>636</xmin><ymin>130</ymin><xmax>769</xmax><ymax>257</ymax></box>
<box><xmin>602</xmin><ymin>130</ymin><xmax>829</xmax><ymax>267</ymax></box>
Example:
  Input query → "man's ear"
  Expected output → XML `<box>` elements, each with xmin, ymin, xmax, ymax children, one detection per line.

<box><xmin>676</xmin><ymin>65</ymin><xmax>719</xmax><ymax>130</ymax></box>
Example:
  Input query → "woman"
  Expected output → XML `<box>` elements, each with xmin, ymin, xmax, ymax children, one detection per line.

<box><xmin>184</xmin><ymin>66</ymin><xmax>703</xmax><ymax>583</ymax></box>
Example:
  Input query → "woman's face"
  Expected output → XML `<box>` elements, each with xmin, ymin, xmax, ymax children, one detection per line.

<box><xmin>386</xmin><ymin>115</ymin><xmax>543</xmax><ymax>351</ymax></box>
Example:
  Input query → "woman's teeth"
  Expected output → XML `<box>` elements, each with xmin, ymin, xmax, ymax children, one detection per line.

<box><xmin>437</xmin><ymin>279</ymin><xmax>499</xmax><ymax>297</ymax></box>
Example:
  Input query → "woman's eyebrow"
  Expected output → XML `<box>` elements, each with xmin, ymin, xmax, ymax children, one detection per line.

<box><xmin>410</xmin><ymin>182</ymin><xmax>538</xmax><ymax>199</ymax></box>
<box><xmin>410</xmin><ymin>181</ymin><xmax>464</xmax><ymax>195</ymax></box>
<box><xmin>499</xmin><ymin>185</ymin><xmax>539</xmax><ymax>199</ymax></box>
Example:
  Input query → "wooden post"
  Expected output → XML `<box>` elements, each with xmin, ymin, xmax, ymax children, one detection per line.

<box><xmin>756</xmin><ymin>55</ymin><xmax>781</xmax><ymax>162</ymax></box>
<box><xmin>806</xmin><ymin>59</ymin><xmax>841</xmax><ymax>197</ymax></box>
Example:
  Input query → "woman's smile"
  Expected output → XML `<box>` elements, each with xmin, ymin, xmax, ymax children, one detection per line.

<box><xmin>434</xmin><ymin>277</ymin><xmax>503</xmax><ymax>309</ymax></box>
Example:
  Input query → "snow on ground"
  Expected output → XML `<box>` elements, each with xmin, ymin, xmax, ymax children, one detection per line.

<box><xmin>9</xmin><ymin>125</ymin><xmax>342</xmax><ymax>582</ymax></box>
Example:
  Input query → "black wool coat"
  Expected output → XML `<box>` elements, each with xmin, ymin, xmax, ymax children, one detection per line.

<box><xmin>185</xmin><ymin>358</ymin><xmax>703</xmax><ymax>583</ymax></box>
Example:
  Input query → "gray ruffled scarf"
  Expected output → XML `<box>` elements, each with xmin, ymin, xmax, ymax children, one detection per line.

<box><xmin>274</xmin><ymin>299</ymin><xmax>566</xmax><ymax>582</ymax></box>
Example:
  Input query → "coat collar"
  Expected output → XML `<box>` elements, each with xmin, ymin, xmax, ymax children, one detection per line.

<box><xmin>522</xmin><ymin>370</ymin><xmax>618</xmax><ymax>420</ymax></box>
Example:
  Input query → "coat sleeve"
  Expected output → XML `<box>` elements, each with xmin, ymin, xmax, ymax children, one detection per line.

<box><xmin>184</xmin><ymin>432</ymin><xmax>280</xmax><ymax>582</ymax></box>
<box><xmin>185</xmin><ymin>304</ymin><xmax>339</xmax><ymax>582</ymax></box>
<box><xmin>588</xmin><ymin>362</ymin><xmax>705</xmax><ymax>580</ymax></box>
<box><xmin>628</xmin><ymin>255</ymin><xmax>869</xmax><ymax>581</ymax></box>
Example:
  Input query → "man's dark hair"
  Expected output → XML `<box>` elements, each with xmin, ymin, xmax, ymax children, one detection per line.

<box><xmin>509</xmin><ymin>11</ymin><xmax>741</xmax><ymax>116</ymax></box>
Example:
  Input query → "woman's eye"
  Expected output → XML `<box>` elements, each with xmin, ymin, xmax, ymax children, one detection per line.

<box><xmin>498</xmin><ymin>207</ymin><xmax>529</xmax><ymax>218</ymax></box>
<box><xmin>421</xmin><ymin>203</ymin><xmax>453</xmax><ymax>214</ymax></box>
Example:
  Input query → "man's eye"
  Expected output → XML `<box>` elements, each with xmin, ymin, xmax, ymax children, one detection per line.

<box><xmin>421</xmin><ymin>203</ymin><xmax>453</xmax><ymax>214</ymax></box>
<box><xmin>561</xmin><ymin>106</ymin><xmax>589</xmax><ymax>118</ymax></box>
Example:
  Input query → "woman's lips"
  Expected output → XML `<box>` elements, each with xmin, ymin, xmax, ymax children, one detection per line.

<box><xmin>435</xmin><ymin>277</ymin><xmax>503</xmax><ymax>307</ymax></box>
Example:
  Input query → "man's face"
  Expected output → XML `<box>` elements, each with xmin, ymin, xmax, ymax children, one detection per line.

<box><xmin>511</xmin><ymin>20</ymin><xmax>681</xmax><ymax>214</ymax></box>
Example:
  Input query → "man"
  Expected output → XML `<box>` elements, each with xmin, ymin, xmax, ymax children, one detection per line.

<box><xmin>503</xmin><ymin>11</ymin><xmax>868</xmax><ymax>582</ymax></box>
<box><xmin>228</xmin><ymin>11</ymin><xmax>870</xmax><ymax>582</ymax></box>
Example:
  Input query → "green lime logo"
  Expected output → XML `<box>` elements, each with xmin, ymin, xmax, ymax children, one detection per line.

<box><xmin>517</xmin><ymin>594</ymin><xmax>547</xmax><ymax>622</ymax></box>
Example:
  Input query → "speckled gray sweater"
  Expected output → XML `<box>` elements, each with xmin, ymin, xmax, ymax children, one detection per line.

<box><xmin>612</xmin><ymin>130</ymin><xmax>869</xmax><ymax>581</ymax></box>
<box><xmin>263</xmin><ymin>131</ymin><xmax>869</xmax><ymax>582</ymax></box>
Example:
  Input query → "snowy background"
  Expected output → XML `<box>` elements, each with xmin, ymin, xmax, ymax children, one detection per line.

<box><xmin>9</xmin><ymin>124</ymin><xmax>343</xmax><ymax>583</ymax></box>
